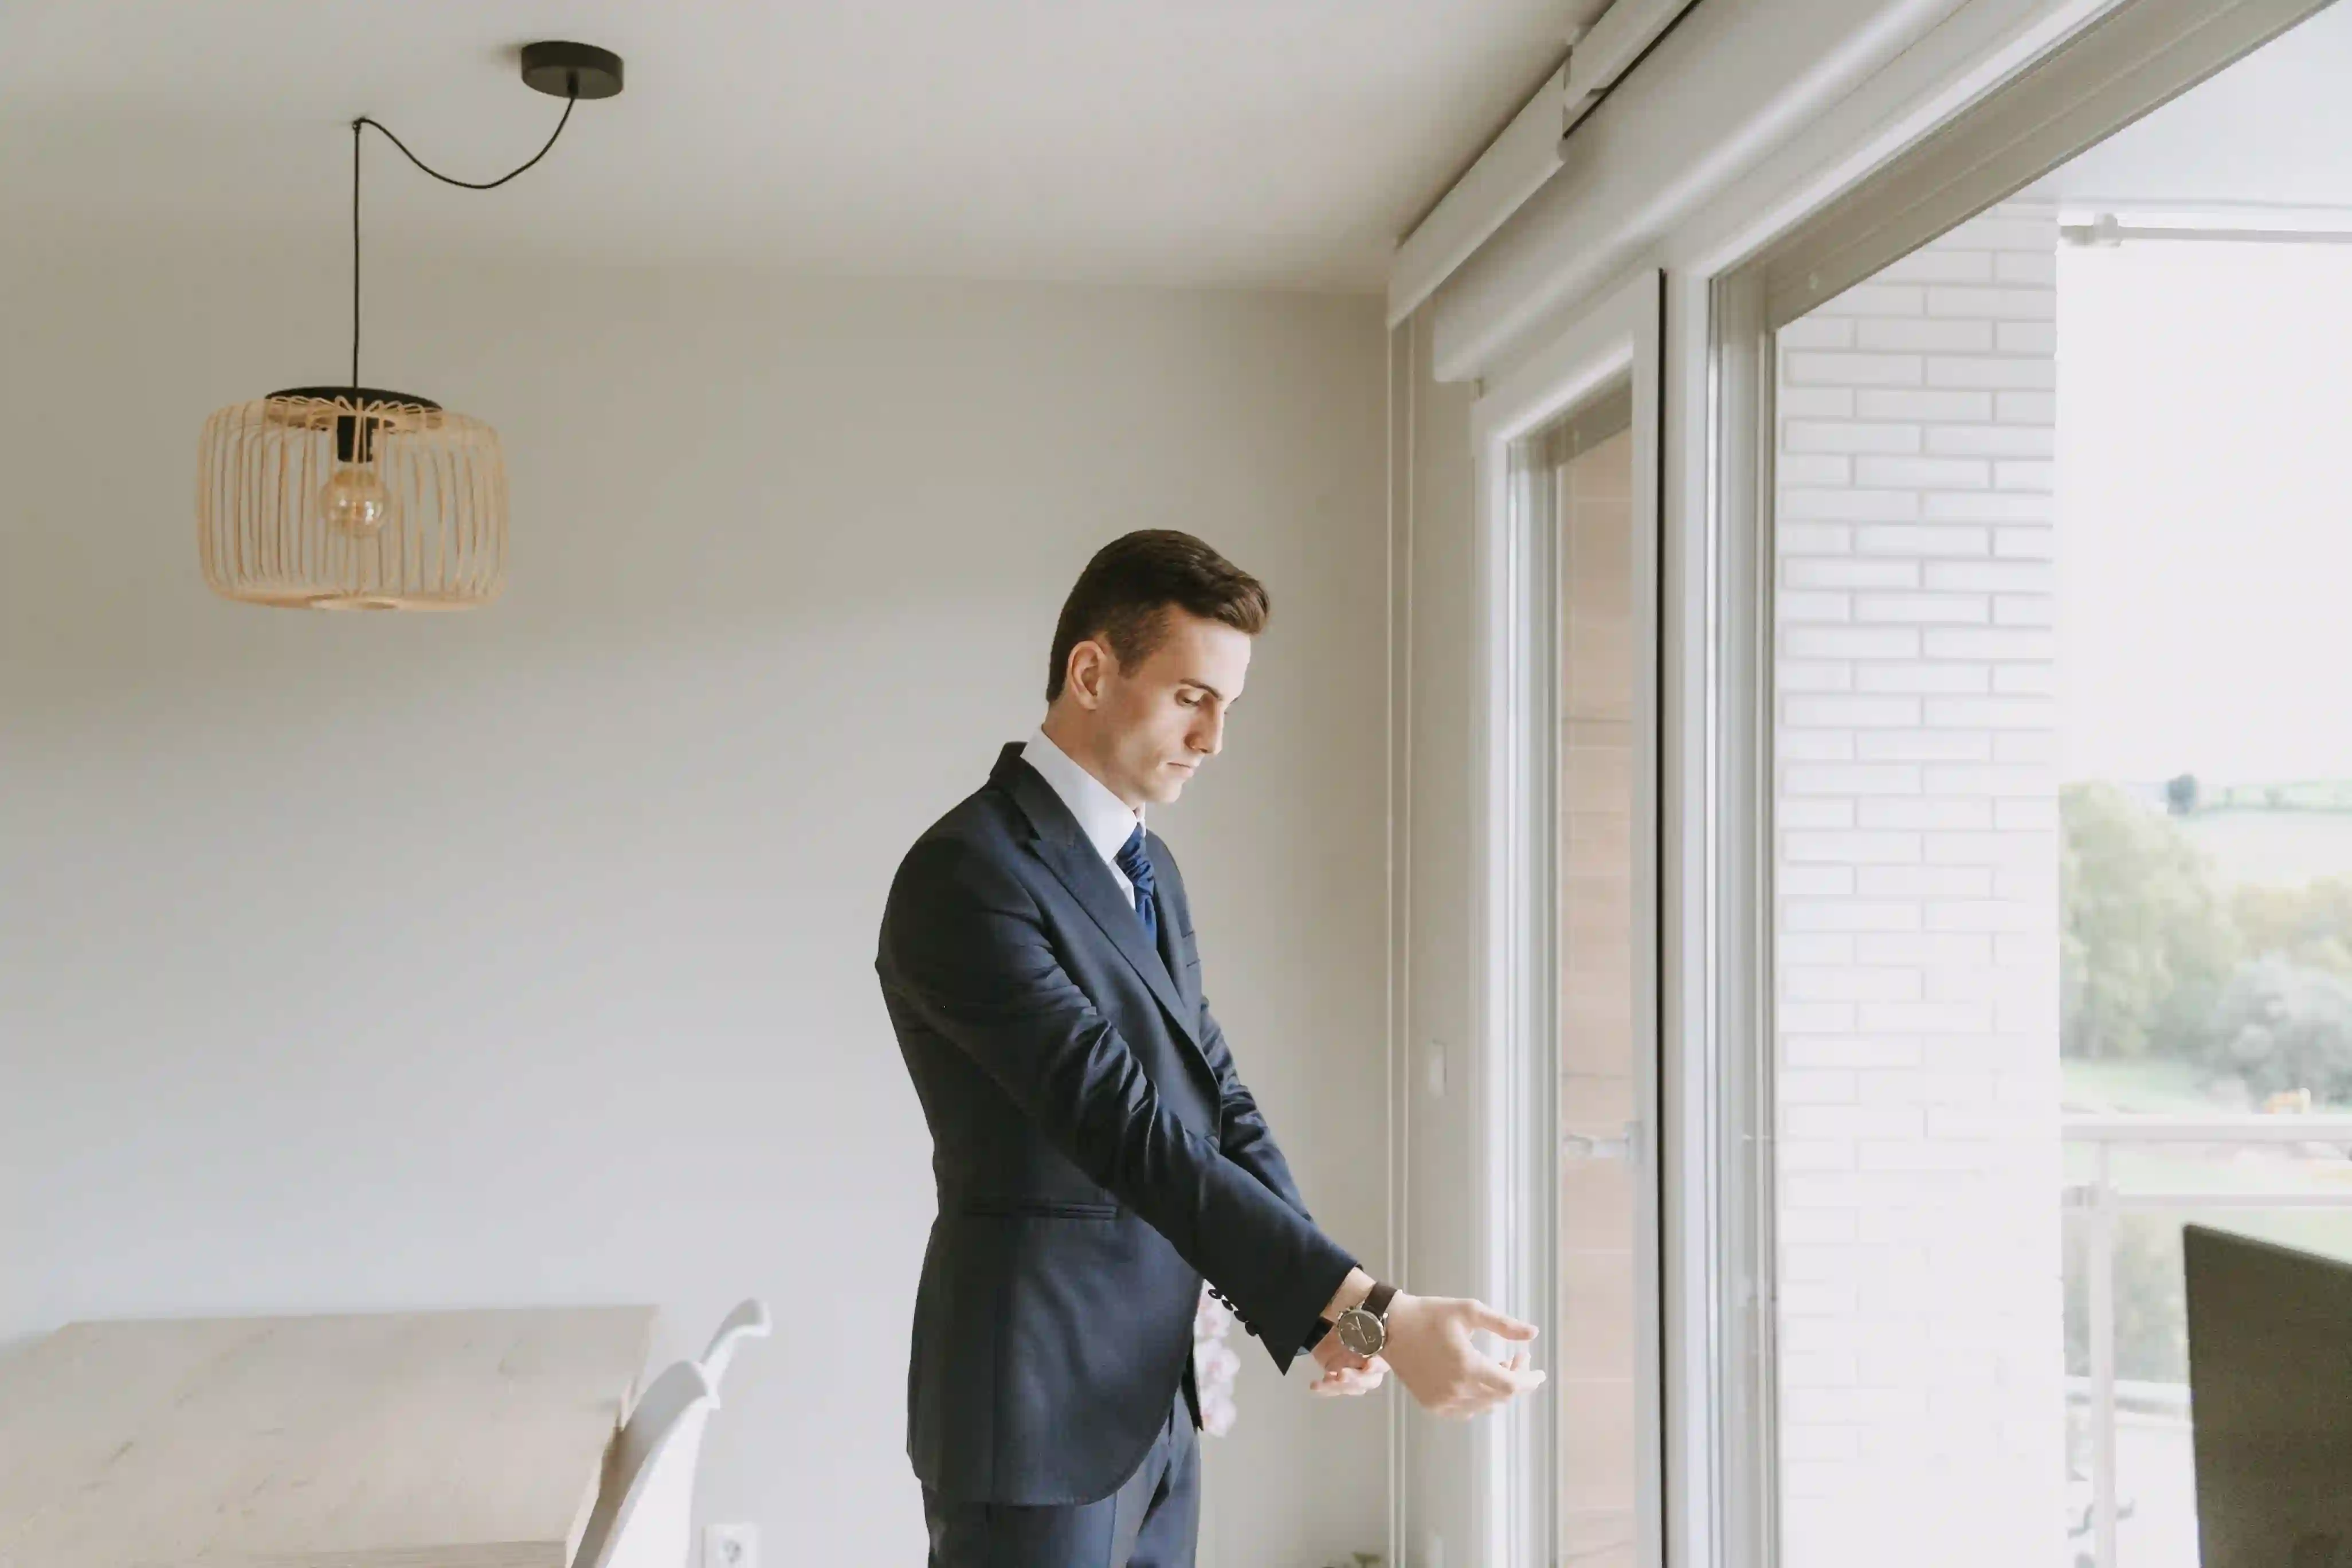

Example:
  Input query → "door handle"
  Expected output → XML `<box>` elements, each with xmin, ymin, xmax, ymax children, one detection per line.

<box><xmin>1562</xmin><ymin>1120</ymin><xmax>1640</xmax><ymax>1163</ymax></box>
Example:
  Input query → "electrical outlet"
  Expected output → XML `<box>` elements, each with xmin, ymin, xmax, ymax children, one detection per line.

<box><xmin>705</xmin><ymin>1523</ymin><xmax>757</xmax><ymax>1568</ymax></box>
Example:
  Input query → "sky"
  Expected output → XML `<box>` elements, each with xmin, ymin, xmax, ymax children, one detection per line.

<box><xmin>2059</xmin><ymin>240</ymin><xmax>2352</xmax><ymax>785</ymax></box>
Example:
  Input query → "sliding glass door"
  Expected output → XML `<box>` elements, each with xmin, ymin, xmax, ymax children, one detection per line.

<box><xmin>1740</xmin><ymin>6</ymin><xmax>2347</xmax><ymax>1566</ymax></box>
<box><xmin>1473</xmin><ymin>273</ymin><xmax>1663</xmax><ymax>1568</ymax></box>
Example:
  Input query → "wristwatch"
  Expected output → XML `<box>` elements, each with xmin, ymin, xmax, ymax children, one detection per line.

<box><xmin>1333</xmin><ymin>1280</ymin><xmax>1399</xmax><ymax>1357</ymax></box>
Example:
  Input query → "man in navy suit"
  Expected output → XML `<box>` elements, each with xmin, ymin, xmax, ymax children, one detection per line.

<box><xmin>877</xmin><ymin>531</ymin><xmax>1543</xmax><ymax>1567</ymax></box>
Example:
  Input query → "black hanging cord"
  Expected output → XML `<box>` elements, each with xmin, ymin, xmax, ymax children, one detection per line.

<box><xmin>356</xmin><ymin>93</ymin><xmax>577</xmax><ymax>193</ymax></box>
<box><xmin>344</xmin><ymin>93</ymin><xmax>578</xmax><ymax>389</ymax></box>
<box><xmin>350</xmin><ymin>119</ymin><xmax>362</xmax><ymax>389</ymax></box>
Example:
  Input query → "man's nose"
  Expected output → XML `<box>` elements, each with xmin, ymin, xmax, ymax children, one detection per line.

<box><xmin>1190</xmin><ymin>708</ymin><xmax>1224</xmax><ymax>756</ymax></box>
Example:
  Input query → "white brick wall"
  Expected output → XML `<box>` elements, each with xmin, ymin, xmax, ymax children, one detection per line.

<box><xmin>1772</xmin><ymin>202</ymin><xmax>2067</xmax><ymax>1568</ymax></box>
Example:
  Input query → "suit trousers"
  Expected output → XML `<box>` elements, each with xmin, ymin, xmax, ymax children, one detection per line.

<box><xmin>921</xmin><ymin>1391</ymin><xmax>1199</xmax><ymax>1568</ymax></box>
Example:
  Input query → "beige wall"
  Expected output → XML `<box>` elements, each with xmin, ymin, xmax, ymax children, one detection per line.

<box><xmin>0</xmin><ymin>224</ymin><xmax>1392</xmax><ymax>1567</ymax></box>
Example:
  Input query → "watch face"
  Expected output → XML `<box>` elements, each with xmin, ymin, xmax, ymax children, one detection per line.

<box><xmin>1336</xmin><ymin>1307</ymin><xmax>1385</xmax><ymax>1358</ymax></box>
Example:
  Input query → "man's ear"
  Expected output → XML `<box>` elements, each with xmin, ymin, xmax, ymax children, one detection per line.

<box><xmin>1065</xmin><ymin>639</ymin><xmax>1110</xmax><ymax>709</ymax></box>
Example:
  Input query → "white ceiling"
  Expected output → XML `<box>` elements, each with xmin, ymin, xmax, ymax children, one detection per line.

<box><xmin>0</xmin><ymin>1</ymin><xmax>1597</xmax><ymax>292</ymax></box>
<box><xmin>2029</xmin><ymin>1</ymin><xmax>2352</xmax><ymax>214</ymax></box>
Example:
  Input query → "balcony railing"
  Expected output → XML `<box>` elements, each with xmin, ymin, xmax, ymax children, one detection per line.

<box><xmin>2061</xmin><ymin>1113</ymin><xmax>2352</xmax><ymax>1568</ymax></box>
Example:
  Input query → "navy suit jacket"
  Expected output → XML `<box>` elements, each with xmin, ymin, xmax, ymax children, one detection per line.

<box><xmin>875</xmin><ymin>742</ymin><xmax>1358</xmax><ymax>1506</ymax></box>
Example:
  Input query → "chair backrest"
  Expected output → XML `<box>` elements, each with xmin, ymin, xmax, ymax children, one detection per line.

<box><xmin>697</xmin><ymin>1297</ymin><xmax>771</xmax><ymax>1392</ymax></box>
<box><xmin>571</xmin><ymin>1359</ymin><xmax>718</xmax><ymax>1568</ymax></box>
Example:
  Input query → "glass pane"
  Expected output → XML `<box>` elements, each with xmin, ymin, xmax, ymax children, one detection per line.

<box><xmin>1767</xmin><ymin>9</ymin><xmax>2352</xmax><ymax>1568</ymax></box>
<box><xmin>2057</xmin><ymin>213</ymin><xmax>2352</xmax><ymax>1567</ymax></box>
<box><xmin>1543</xmin><ymin>391</ymin><xmax>1644</xmax><ymax>1568</ymax></box>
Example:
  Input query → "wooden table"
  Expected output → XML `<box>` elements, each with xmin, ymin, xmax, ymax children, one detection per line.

<box><xmin>0</xmin><ymin>1306</ymin><xmax>656</xmax><ymax>1568</ymax></box>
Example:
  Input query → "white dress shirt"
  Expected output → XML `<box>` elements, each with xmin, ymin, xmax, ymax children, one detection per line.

<box><xmin>1022</xmin><ymin>728</ymin><xmax>1146</xmax><ymax>903</ymax></box>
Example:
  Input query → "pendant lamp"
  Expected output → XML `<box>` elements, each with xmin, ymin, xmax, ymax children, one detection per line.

<box><xmin>197</xmin><ymin>42</ymin><xmax>625</xmax><ymax>610</ymax></box>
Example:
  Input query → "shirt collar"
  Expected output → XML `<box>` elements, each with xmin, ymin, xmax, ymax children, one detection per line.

<box><xmin>1023</xmin><ymin>727</ymin><xmax>1144</xmax><ymax>869</ymax></box>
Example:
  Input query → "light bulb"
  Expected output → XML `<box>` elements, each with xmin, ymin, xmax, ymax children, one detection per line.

<box><xmin>319</xmin><ymin>465</ymin><xmax>391</xmax><ymax>536</ymax></box>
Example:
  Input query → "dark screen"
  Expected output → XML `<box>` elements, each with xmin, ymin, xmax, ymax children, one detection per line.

<box><xmin>2185</xmin><ymin>1224</ymin><xmax>2352</xmax><ymax>1567</ymax></box>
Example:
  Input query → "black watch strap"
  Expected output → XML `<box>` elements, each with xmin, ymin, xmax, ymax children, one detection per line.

<box><xmin>1363</xmin><ymin>1280</ymin><xmax>1398</xmax><ymax>1321</ymax></box>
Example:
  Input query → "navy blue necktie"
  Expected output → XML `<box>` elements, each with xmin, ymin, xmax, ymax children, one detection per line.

<box><xmin>1115</xmin><ymin>825</ymin><xmax>1159</xmax><ymax>946</ymax></box>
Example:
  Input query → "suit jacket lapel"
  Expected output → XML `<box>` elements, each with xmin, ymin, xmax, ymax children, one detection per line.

<box><xmin>1150</xmin><ymin>842</ymin><xmax>1201</xmax><ymax>1018</ymax></box>
<box><xmin>991</xmin><ymin>744</ymin><xmax>1202</xmax><ymax>1052</ymax></box>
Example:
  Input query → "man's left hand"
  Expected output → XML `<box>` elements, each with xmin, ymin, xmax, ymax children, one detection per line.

<box><xmin>1308</xmin><ymin>1334</ymin><xmax>1387</xmax><ymax>1397</ymax></box>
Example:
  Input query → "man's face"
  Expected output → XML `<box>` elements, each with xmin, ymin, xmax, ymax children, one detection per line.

<box><xmin>1068</xmin><ymin>610</ymin><xmax>1252</xmax><ymax>807</ymax></box>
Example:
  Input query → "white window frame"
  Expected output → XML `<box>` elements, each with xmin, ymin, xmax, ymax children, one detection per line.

<box><xmin>1667</xmin><ymin>262</ymin><xmax>1781</xmax><ymax>1568</ymax></box>
<box><xmin>1468</xmin><ymin>268</ymin><xmax>1665</xmax><ymax>1568</ymax></box>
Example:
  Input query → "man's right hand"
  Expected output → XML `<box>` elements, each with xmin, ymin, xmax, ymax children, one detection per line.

<box><xmin>1378</xmin><ymin>1293</ymin><xmax>1545</xmax><ymax>1418</ymax></box>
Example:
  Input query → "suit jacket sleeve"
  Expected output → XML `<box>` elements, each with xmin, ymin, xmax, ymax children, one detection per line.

<box><xmin>881</xmin><ymin>834</ymin><xmax>1356</xmax><ymax>1368</ymax></box>
<box><xmin>1200</xmin><ymin>995</ymin><xmax>1310</xmax><ymax>1218</ymax></box>
<box><xmin>1198</xmin><ymin>995</ymin><xmax>1335</xmax><ymax>1354</ymax></box>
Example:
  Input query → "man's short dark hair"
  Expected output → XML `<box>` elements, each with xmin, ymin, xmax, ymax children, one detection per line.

<box><xmin>1046</xmin><ymin>531</ymin><xmax>1270</xmax><ymax>702</ymax></box>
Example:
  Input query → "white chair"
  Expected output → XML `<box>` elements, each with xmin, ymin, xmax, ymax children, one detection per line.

<box><xmin>697</xmin><ymin>1297</ymin><xmax>771</xmax><ymax>1391</ymax></box>
<box><xmin>574</xmin><ymin>1302</ymin><xmax>770</xmax><ymax>1568</ymax></box>
<box><xmin>571</xmin><ymin>1359</ymin><xmax>717</xmax><ymax>1568</ymax></box>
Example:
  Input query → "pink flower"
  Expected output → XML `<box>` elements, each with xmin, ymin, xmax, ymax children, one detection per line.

<box><xmin>1192</xmin><ymin>1284</ymin><xmax>1241</xmax><ymax>1437</ymax></box>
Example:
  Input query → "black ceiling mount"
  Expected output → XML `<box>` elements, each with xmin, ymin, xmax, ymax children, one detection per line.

<box><xmin>520</xmin><ymin>42</ymin><xmax>625</xmax><ymax>102</ymax></box>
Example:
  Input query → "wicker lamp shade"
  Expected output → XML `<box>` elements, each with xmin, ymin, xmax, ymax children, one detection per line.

<box><xmin>197</xmin><ymin>387</ymin><xmax>507</xmax><ymax>610</ymax></box>
<box><xmin>193</xmin><ymin>43</ymin><xmax>625</xmax><ymax>611</ymax></box>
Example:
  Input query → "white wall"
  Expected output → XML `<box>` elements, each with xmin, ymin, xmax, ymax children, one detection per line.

<box><xmin>1770</xmin><ymin>200</ymin><xmax>2066</xmax><ymax>1567</ymax></box>
<box><xmin>0</xmin><ymin>222</ymin><xmax>1393</xmax><ymax>1567</ymax></box>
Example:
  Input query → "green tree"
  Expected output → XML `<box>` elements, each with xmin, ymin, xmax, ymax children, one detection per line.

<box><xmin>2061</xmin><ymin>782</ymin><xmax>2240</xmax><ymax>1060</ymax></box>
<box><xmin>2205</xmin><ymin>956</ymin><xmax>2352</xmax><ymax>1100</ymax></box>
<box><xmin>2233</xmin><ymin>877</ymin><xmax>2352</xmax><ymax>977</ymax></box>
